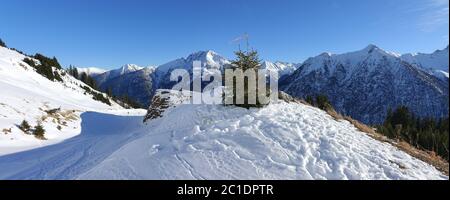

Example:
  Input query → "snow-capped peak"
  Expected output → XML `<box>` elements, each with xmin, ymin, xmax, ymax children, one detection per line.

<box><xmin>356</xmin><ymin>44</ymin><xmax>400</xmax><ymax>58</ymax></box>
<box><xmin>362</xmin><ymin>44</ymin><xmax>379</xmax><ymax>52</ymax></box>
<box><xmin>299</xmin><ymin>44</ymin><xmax>403</xmax><ymax>76</ymax></box>
<box><xmin>318</xmin><ymin>52</ymin><xmax>333</xmax><ymax>57</ymax></box>
<box><xmin>186</xmin><ymin>50</ymin><xmax>229</xmax><ymax>67</ymax></box>
<box><xmin>261</xmin><ymin>61</ymin><xmax>299</xmax><ymax>77</ymax></box>
<box><xmin>118</xmin><ymin>64</ymin><xmax>143</xmax><ymax>73</ymax></box>
<box><xmin>93</xmin><ymin>64</ymin><xmax>144</xmax><ymax>85</ymax></box>
<box><xmin>156</xmin><ymin>50</ymin><xmax>230</xmax><ymax>74</ymax></box>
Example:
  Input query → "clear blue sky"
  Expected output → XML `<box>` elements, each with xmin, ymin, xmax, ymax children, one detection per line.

<box><xmin>1</xmin><ymin>0</ymin><xmax>448</xmax><ymax>69</ymax></box>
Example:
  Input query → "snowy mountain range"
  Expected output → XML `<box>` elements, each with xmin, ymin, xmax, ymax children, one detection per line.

<box><xmin>280</xmin><ymin>45</ymin><xmax>449</xmax><ymax>124</ymax></box>
<box><xmin>87</xmin><ymin>50</ymin><xmax>299</xmax><ymax>107</ymax></box>
<box><xmin>85</xmin><ymin>45</ymin><xmax>448</xmax><ymax>124</ymax></box>
<box><xmin>94</xmin><ymin>64</ymin><xmax>144</xmax><ymax>86</ymax></box>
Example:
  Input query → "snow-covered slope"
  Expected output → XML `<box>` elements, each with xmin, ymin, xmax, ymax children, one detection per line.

<box><xmin>0</xmin><ymin>90</ymin><xmax>446</xmax><ymax>180</ymax></box>
<box><xmin>401</xmin><ymin>46</ymin><xmax>449</xmax><ymax>79</ymax></box>
<box><xmin>0</xmin><ymin>47</ymin><xmax>123</xmax><ymax>155</ymax></box>
<box><xmin>281</xmin><ymin>45</ymin><xmax>449</xmax><ymax>124</ymax></box>
<box><xmin>81</xmin><ymin>91</ymin><xmax>446</xmax><ymax>180</ymax></box>
<box><xmin>76</xmin><ymin>67</ymin><xmax>107</xmax><ymax>77</ymax></box>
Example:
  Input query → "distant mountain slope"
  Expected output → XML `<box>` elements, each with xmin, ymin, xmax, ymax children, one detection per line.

<box><xmin>281</xmin><ymin>45</ymin><xmax>449</xmax><ymax>124</ymax></box>
<box><xmin>261</xmin><ymin>61</ymin><xmax>299</xmax><ymax>79</ymax></box>
<box><xmin>401</xmin><ymin>46</ymin><xmax>449</xmax><ymax>79</ymax></box>
<box><xmin>98</xmin><ymin>67</ymin><xmax>157</xmax><ymax>107</ymax></box>
<box><xmin>94</xmin><ymin>64</ymin><xmax>143</xmax><ymax>86</ymax></box>
<box><xmin>0</xmin><ymin>46</ymin><xmax>123</xmax><ymax>155</ymax></box>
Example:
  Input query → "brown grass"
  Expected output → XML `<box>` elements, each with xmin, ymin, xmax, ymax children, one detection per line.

<box><xmin>396</xmin><ymin>141</ymin><xmax>449</xmax><ymax>175</ymax></box>
<box><xmin>2</xmin><ymin>128</ymin><xmax>12</xmax><ymax>135</ymax></box>
<box><xmin>326</xmin><ymin>108</ymin><xmax>344</xmax><ymax>121</ymax></box>
<box><xmin>38</xmin><ymin>108</ymin><xmax>79</xmax><ymax>128</ymax></box>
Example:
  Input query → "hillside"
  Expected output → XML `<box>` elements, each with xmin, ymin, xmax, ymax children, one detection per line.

<box><xmin>0</xmin><ymin>46</ymin><xmax>127</xmax><ymax>155</ymax></box>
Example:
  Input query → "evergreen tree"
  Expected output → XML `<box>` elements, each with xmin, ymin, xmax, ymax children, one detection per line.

<box><xmin>23</xmin><ymin>53</ymin><xmax>63</xmax><ymax>82</ymax></box>
<box><xmin>379</xmin><ymin>106</ymin><xmax>449</xmax><ymax>161</ymax></box>
<box><xmin>80</xmin><ymin>72</ymin><xmax>88</xmax><ymax>84</ymax></box>
<box><xmin>316</xmin><ymin>95</ymin><xmax>331</xmax><ymax>110</ymax></box>
<box><xmin>33</xmin><ymin>124</ymin><xmax>46</xmax><ymax>139</ymax></box>
<box><xmin>67</xmin><ymin>65</ymin><xmax>79</xmax><ymax>79</ymax></box>
<box><xmin>305</xmin><ymin>95</ymin><xmax>314</xmax><ymax>106</ymax></box>
<box><xmin>225</xmin><ymin>49</ymin><xmax>270</xmax><ymax>108</ymax></box>
<box><xmin>23</xmin><ymin>58</ymin><xmax>36</xmax><ymax>67</ymax></box>
<box><xmin>73</xmin><ymin>66</ymin><xmax>79</xmax><ymax>79</ymax></box>
<box><xmin>0</xmin><ymin>38</ymin><xmax>6</xmax><ymax>48</ymax></box>
<box><xmin>106</xmin><ymin>87</ymin><xmax>113</xmax><ymax>97</ymax></box>
<box><xmin>19</xmin><ymin>120</ymin><xmax>31</xmax><ymax>133</ymax></box>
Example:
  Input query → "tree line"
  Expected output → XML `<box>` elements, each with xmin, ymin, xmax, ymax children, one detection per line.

<box><xmin>377</xmin><ymin>106</ymin><xmax>449</xmax><ymax>161</ymax></box>
<box><xmin>23</xmin><ymin>54</ymin><xmax>63</xmax><ymax>82</ymax></box>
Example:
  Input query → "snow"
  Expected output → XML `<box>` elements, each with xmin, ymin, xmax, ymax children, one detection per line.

<box><xmin>0</xmin><ymin>47</ymin><xmax>124</xmax><ymax>155</ymax></box>
<box><xmin>261</xmin><ymin>61</ymin><xmax>299</xmax><ymax>77</ymax></box>
<box><xmin>400</xmin><ymin>46</ymin><xmax>449</xmax><ymax>73</ymax></box>
<box><xmin>0</xmin><ymin>110</ymin><xmax>146</xmax><ymax>180</ymax></box>
<box><xmin>74</xmin><ymin>97</ymin><xmax>446</xmax><ymax>180</ymax></box>
<box><xmin>299</xmin><ymin>44</ymin><xmax>405</xmax><ymax>77</ymax></box>
<box><xmin>0</xmin><ymin>91</ymin><xmax>445</xmax><ymax>179</ymax></box>
<box><xmin>76</xmin><ymin>67</ymin><xmax>107</xmax><ymax>77</ymax></box>
<box><xmin>155</xmin><ymin>50</ymin><xmax>230</xmax><ymax>75</ymax></box>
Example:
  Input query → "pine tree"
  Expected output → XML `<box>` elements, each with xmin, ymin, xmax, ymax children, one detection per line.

<box><xmin>305</xmin><ymin>95</ymin><xmax>314</xmax><ymax>106</ymax></box>
<box><xmin>225</xmin><ymin>49</ymin><xmax>270</xmax><ymax>108</ymax></box>
<box><xmin>379</xmin><ymin>106</ymin><xmax>449</xmax><ymax>161</ymax></box>
<box><xmin>19</xmin><ymin>120</ymin><xmax>31</xmax><ymax>133</ymax></box>
<box><xmin>106</xmin><ymin>87</ymin><xmax>113</xmax><ymax>97</ymax></box>
<box><xmin>0</xmin><ymin>38</ymin><xmax>6</xmax><ymax>48</ymax></box>
<box><xmin>316</xmin><ymin>95</ymin><xmax>331</xmax><ymax>110</ymax></box>
<box><xmin>33</xmin><ymin>124</ymin><xmax>46</xmax><ymax>139</ymax></box>
<box><xmin>73</xmin><ymin>66</ymin><xmax>79</xmax><ymax>79</ymax></box>
<box><xmin>80</xmin><ymin>72</ymin><xmax>88</xmax><ymax>84</ymax></box>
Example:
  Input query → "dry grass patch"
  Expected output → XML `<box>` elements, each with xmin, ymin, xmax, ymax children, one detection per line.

<box><xmin>2</xmin><ymin>128</ymin><xmax>12</xmax><ymax>135</ymax></box>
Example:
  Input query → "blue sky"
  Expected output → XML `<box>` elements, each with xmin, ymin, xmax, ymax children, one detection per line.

<box><xmin>1</xmin><ymin>0</ymin><xmax>448</xmax><ymax>69</ymax></box>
